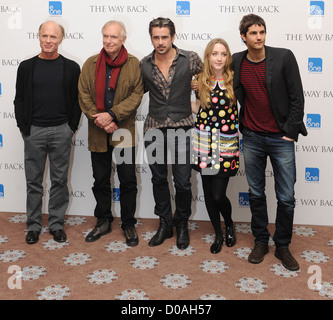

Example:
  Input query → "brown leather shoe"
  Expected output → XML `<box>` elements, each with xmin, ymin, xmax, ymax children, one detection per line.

<box><xmin>275</xmin><ymin>248</ymin><xmax>300</xmax><ymax>271</ymax></box>
<box><xmin>85</xmin><ymin>218</ymin><xmax>111</xmax><ymax>242</ymax></box>
<box><xmin>124</xmin><ymin>226</ymin><xmax>139</xmax><ymax>247</ymax></box>
<box><xmin>248</xmin><ymin>243</ymin><xmax>269</xmax><ymax>264</ymax></box>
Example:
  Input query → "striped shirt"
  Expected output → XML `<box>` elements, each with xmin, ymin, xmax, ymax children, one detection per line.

<box><xmin>141</xmin><ymin>46</ymin><xmax>203</xmax><ymax>132</ymax></box>
<box><xmin>240</xmin><ymin>57</ymin><xmax>280</xmax><ymax>133</ymax></box>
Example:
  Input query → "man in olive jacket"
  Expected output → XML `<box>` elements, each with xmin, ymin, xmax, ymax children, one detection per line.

<box><xmin>78</xmin><ymin>20</ymin><xmax>143</xmax><ymax>246</ymax></box>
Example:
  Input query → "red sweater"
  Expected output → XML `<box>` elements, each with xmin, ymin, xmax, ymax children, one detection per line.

<box><xmin>240</xmin><ymin>58</ymin><xmax>281</xmax><ymax>133</ymax></box>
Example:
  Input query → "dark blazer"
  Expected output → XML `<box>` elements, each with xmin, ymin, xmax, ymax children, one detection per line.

<box><xmin>232</xmin><ymin>46</ymin><xmax>307</xmax><ymax>141</ymax></box>
<box><xmin>14</xmin><ymin>54</ymin><xmax>82</xmax><ymax>136</ymax></box>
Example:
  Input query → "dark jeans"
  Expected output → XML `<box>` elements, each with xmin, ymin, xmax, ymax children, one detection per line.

<box><xmin>91</xmin><ymin>145</ymin><xmax>137</xmax><ymax>230</ymax></box>
<box><xmin>242</xmin><ymin>128</ymin><xmax>296</xmax><ymax>248</ymax></box>
<box><xmin>144</xmin><ymin>128</ymin><xmax>192</xmax><ymax>225</ymax></box>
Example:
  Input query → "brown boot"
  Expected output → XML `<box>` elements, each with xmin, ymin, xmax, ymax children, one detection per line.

<box><xmin>275</xmin><ymin>247</ymin><xmax>300</xmax><ymax>271</ymax></box>
<box><xmin>248</xmin><ymin>243</ymin><xmax>269</xmax><ymax>264</ymax></box>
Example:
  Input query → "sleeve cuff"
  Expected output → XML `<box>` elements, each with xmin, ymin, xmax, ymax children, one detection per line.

<box><xmin>108</xmin><ymin>110</ymin><xmax>118</xmax><ymax>123</ymax></box>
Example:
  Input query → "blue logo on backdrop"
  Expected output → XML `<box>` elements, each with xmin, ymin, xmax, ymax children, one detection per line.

<box><xmin>0</xmin><ymin>134</ymin><xmax>3</xmax><ymax>148</ymax></box>
<box><xmin>49</xmin><ymin>1</ymin><xmax>62</xmax><ymax>16</ymax></box>
<box><xmin>239</xmin><ymin>139</ymin><xmax>243</xmax><ymax>154</ymax></box>
<box><xmin>176</xmin><ymin>1</ymin><xmax>190</xmax><ymax>16</ymax></box>
<box><xmin>308</xmin><ymin>58</ymin><xmax>323</xmax><ymax>73</ymax></box>
<box><xmin>0</xmin><ymin>83</ymin><xmax>2</xmax><ymax>96</ymax></box>
<box><xmin>0</xmin><ymin>184</ymin><xmax>4</xmax><ymax>199</ymax></box>
<box><xmin>305</xmin><ymin>167</ymin><xmax>320</xmax><ymax>182</ymax></box>
<box><xmin>239</xmin><ymin>192</ymin><xmax>249</xmax><ymax>207</ymax></box>
<box><xmin>112</xmin><ymin>188</ymin><xmax>120</xmax><ymax>202</ymax></box>
<box><xmin>306</xmin><ymin>114</ymin><xmax>321</xmax><ymax>129</ymax></box>
<box><xmin>310</xmin><ymin>1</ymin><xmax>325</xmax><ymax>16</ymax></box>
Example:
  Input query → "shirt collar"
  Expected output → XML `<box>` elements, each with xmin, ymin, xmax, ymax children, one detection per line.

<box><xmin>209</xmin><ymin>76</ymin><xmax>226</xmax><ymax>90</ymax></box>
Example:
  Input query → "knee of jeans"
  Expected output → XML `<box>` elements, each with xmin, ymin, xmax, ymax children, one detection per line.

<box><xmin>151</xmin><ymin>176</ymin><xmax>168</xmax><ymax>187</ymax></box>
<box><xmin>248</xmin><ymin>188</ymin><xmax>266</xmax><ymax>200</ymax></box>
<box><xmin>174</xmin><ymin>182</ymin><xmax>191</xmax><ymax>193</ymax></box>
<box><xmin>277</xmin><ymin>198</ymin><xmax>295</xmax><ymax>208</ymax></box>
<box><xmin>120</xmin><ymin>181</ymin><xmax>137</xmax><ymax>192</ymax></box>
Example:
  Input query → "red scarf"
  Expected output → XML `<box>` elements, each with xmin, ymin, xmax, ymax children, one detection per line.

<box><xmin>95</xmin><ymin>45</ymin><xmax>128</xmax><ymax>111</ymax></box>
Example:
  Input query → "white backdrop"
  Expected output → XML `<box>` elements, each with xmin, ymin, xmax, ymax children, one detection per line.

<box><xmin>1</xmin><ymin>0</ymin><xmax>332</xmax><ymax>226</ymax></box>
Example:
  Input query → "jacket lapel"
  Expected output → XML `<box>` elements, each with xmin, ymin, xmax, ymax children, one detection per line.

<box><xmin>265</xmin><ymin>46</ymin><xmax>274</xmax><ymax>97</ymax></box>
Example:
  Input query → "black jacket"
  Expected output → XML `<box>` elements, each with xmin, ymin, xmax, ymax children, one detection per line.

<box><xmin>14</xmin><ymin>54</ymin><xmax>81</xmax><ymax>136</ymax></box>
<box><xmin>232</xmin><ymin>46</ymin><xmax>307</xmax><ymax>141</ymax></box>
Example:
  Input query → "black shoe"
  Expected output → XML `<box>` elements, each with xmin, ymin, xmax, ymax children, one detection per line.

<box><xmin>210</xmin><ymin>236</ymin><xmax>223</xmax><ymax>254</ymax></box>
<box><xmin>50</xmin><ymin>229</ymin><xmax>67</xmax><ymax>243</ymax></box>
<box><xmin>26</xmin><ymin>230</ymin><xmax>40</xmax><ymax>244</ymax></box>
<box><xmin>148</xmin><ymin>217</ymin><xmax>173</xmax><ymax>247</ymax></box>
<box><xmin>248</xmin><ymin>243</ymin><xmax>269</xmax><ymax>264</ymax></box>
<box><xmin>275</xmin><ymin>247</ymin><xmax>300</xmax><ymax>271</ymax></box>
<box><xmin>124</xmin><ymin>226</ymin><xmax>139</xmax><ymax>247</ymax></box>
<box><xmin>225</xmin><ymin>223</ymin><xmax>236</xmax><ymax>247</ymax></box>
<box><xmin>85</xmin><ymin>218</ymin><xmax>112</xmax><ymax>242</ymax></box>
<box><xmin>175</xmin><ymin>220</ymin><xmax>190</xmax><ymax>250</ymax></box>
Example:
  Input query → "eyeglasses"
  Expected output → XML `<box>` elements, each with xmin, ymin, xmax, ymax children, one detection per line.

<box><xmin>150</xmin><ymin>18</ymin><xmax>172</xmax><ymax>27</ymax></box>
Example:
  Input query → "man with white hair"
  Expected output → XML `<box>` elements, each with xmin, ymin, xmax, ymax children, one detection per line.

<box><xmin>14</xmin><ymin>20</ymin><xmax>81</xmax><ymax>244</ymax></box>
<box><xmin>79</xmin><ymin>21</ymin><xmax>143</xmax><ymax>246</ymax></box>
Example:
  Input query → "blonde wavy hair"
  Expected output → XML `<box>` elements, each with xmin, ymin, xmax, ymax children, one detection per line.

<box><xmin>197</xmin><ymin>38</ymin><xmax>236</xmax><ymax>109</ymax></box>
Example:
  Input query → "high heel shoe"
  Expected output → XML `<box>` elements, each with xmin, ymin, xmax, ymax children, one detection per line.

<box><xmin>225</xmin><ymin>223</ymin><xmax>236</xmax><ymax>247</ymax></box>
<box><xmin>210</xmin><ymin>236</ymin><xmax>224</xmax><ymax>254</ymax></box>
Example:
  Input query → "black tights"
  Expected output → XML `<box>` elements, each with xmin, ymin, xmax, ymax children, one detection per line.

<box><xmin>201</xmin><ymin>175</ymin><xmax>233</xmax><ymax>237</ymax></box>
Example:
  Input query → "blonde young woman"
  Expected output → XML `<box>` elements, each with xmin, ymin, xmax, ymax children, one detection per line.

<box><xmin>192</xmin><ymin>38</ymin><xmax>239</xmax><ymax>254</ymax></box>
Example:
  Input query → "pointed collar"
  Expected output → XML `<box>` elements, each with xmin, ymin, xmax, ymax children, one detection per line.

<box><xmin>209</xmin><ymin>76</ymin><xmax>226</xmax><ymax>90</ymax></box>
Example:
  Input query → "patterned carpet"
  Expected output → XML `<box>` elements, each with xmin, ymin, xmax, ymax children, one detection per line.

<box><xmin>0</xmin><ymin>211</ymin><xmax>332</xmax><ymax>302</ymax></box>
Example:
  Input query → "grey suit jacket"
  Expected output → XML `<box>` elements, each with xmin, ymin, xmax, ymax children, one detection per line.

<box><xmin>232</xmin><ymin>46</ymin><xmax>307</xmax><ymax>141</ymax></box>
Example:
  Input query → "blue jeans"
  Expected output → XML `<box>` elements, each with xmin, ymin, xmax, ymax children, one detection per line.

<box><xmin>144</xmin><ymin>128</ymin><xmax>192</xmax><ymax>225</ymax></box>
<box><xmin>242</xmin><ymin>128</ymin><xmax>296</xmax><ymax>248</ymax></box>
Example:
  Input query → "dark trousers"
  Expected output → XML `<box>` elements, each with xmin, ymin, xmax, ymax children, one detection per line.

<box><xmin>242</xmin><ymin>128</ymin><xmax>296</xmax><ymax>248</ymax></box>
<box><xmin>91</xmin><ymin>145</ymin><xmax>137</xmax><ymax>230</ymax></box>
<box><xmin>23</xmin><ymin>123</ymin><xmax>72</xmax><ymax>232</ymax></box>
<box><xmin>144</xmin><ymin>128</ymin><xmax>192</xmax><ymax>225</ymax></box>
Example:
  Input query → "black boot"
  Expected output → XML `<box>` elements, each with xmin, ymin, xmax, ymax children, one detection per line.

<box><xmin>225</xmin><ymin>223</ymin><xmax>236</xmax><ymax>247</ymax></box>
<box><xmin>210</xmin><ymin>235</ymin><xmax>224</xmax><ymax>254</ymax></box>
<box><xmin>175</xmin><ymin>220</ymin><xmax>190</xmax><ymax>250</ymax></box>
<box><xmin>148</xmin><ymin>217</ymin><xmax>173</xmax><ymax>247</ymax></box>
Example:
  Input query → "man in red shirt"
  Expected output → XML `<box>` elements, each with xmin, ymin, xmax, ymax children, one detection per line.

<box><xmin>232</xmin><ymin>14</ymin><xmax>307</xmax><ymax>271</ymax></box>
